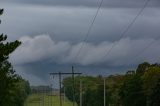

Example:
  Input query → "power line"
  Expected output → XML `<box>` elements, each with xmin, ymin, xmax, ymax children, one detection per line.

<box><xmin>127</xmin><ymin>39</ymin><xmax>157</xmax><ymax>65</ymax></box>
<box><xmin>73</xmin><ymin>0</ymin><xmax>104</xmax><ymax>63</ymax></box>
<box><xmin>101</xmin><ymin>0</ymin><xmax>151</xmax><ymax>61</ymax></box>
<box><xmin>50</xmin><ymin>68</ymin><xmax>82</xmax><ymax>106</ymax></box>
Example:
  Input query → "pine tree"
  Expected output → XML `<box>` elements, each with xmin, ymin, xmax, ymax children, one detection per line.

<box><xmin>0</xmin><ymin>9</ymin><xmax>21</xmax><ymax>106</ymax></box>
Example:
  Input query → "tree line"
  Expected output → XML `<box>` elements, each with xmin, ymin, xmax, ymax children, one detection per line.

<box><xmin>0</xmin><ymin>9</ymin><xmax>31</xmax><ymax>106</ymax></box>
<box><xmin>63</xmin><ymin>62</ymin><xmax>160</xmax><ymax>106</ymax></box>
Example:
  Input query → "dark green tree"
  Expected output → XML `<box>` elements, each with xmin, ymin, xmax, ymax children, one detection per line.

<box><xmin>12</xmin><ymin>77</ymin><xmax>31</xmax><ymax>106</ymax></box>
<box><xmin>119</xmin><ymin>74</ymin><xmax>146</xmax><ymax>106</ymax></box>
<box><xmin>63</xmin><ymin>76</ymin><xmax>110</xmax><ymax>106</ymax></box>
<box><xmin>136</xmin><ymin>62</ymin><xmax>150</xmax><ymax>75</ymax></box>
<box><xmin>142</xmin><ymin>66</ymin><xmax>160</xmax><ymax>106</ymax></box>
<box><xmin>0</xmin><ymin>9</ymin><xmax>22</xmax><ymax>106</ymax></box>
<box><xmin>150</xmin><ymin>78</ymin><xmax>160</xmax><ymax>106</ymax></box>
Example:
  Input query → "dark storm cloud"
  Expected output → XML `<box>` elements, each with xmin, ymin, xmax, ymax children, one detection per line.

<box><xmin>10</xmin><ymin>35</ymin><xmax>160</xmax><ymax>66</ymax></box>
<box><xmin>1</xmin><ymin>0</ymin><xmax>160</xmax><ymax>8</ymax></box>
<box><xmin>16</xmin><ymin>62</ymin><xmax>128</xmax><ymax>85</ymax></box>
<box><xmin>11</xmin><ymin>35</ymin><xmax>160</xmax><ymax>85</ymax></box>
<box><xmin>1</xmin><ymin>0</ymin><xmax>160</xmax><ymax>85</ymax></box>
<box><xmin>0</xmin><ymin>4</ymin><xmax>160</xmax><ymax>43</ymax></box>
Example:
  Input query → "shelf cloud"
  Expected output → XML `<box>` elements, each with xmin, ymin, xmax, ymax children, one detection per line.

<box><xmin>10</xmin><ymin>34</ymin><xmax>160</xmax><ymax>66</ymax></box>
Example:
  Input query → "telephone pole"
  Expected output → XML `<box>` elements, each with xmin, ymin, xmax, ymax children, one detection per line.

<box><xmin>80</xmin><ymin>80</ymin><xmax>82</xmax><ymax>106</ymax></box>
<box><xmin>72</xmin><ymin>66</ymin><xmax>75</xmax><ymax>106</ymax></box>
<box><xmin>50</xmin><ymin>66</ymin><xmax>82</xmax><ymax>106</ymax></box>
<box><xmin>63</xmin><ymin>87</ymin><xmax>66</xmax><ymax>104</ymax></box>
<box><xmin>59</xmin><ymin>72</ymin><xmax>62</xmax><ymax>106</ymax></box>
<box><xmin>104</xmin><ymin>78</ymin><xmax>106</xmax><ymax>106</ymax></box>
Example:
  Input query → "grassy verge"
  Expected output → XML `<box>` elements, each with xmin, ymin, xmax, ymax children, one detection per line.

<box><xmin>24</xmin><ymin>93</ymin><xmax>77</xmax><ymax>106</ymax></box>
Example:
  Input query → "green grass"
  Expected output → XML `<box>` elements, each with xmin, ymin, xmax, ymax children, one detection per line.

<box><xmin>24</xmin><ymin>93</ymin><xmax>77</xmax><ymax>106</ymax></box>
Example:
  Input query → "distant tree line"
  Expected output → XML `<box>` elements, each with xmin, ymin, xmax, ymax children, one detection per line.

<box><xmin>63</xmin><ymin>62</ymin><xmax>160</xmax><ymax>106</ymax></box>
<box><xmin>0</xmin><ymin>9</ymin><xmax>31</xmax><ymax>106</ymax></box>
<box><xmin>31</xmin><ymin>86</ymin><xmax>52</xmax><ymax>94</ymax></box>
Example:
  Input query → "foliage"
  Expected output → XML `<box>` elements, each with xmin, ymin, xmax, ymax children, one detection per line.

<box><xmin>142</xmin><ymin>66</ymin><xmax>160</xmax><ymax>106</ymax></box>
<box><xmin>63</xmin><ymin>76</ymin><xmax>110</xmax><ymax>106</ymax></box>
<box><xmin>136</xmin><ymin>62</ymin><xmax>150</xmax><ymax>75</ymax></box>
<box><xmin>119</xmin><ymin>74</ymin><xmax>146</xmax><ymax>106</ymax></box>
<box><xmin>0</xmin><ymin>9</ymin><xmax>30</xmax><ymax>106</ymax></box>
<box><xmin>11</xmin><ymin>77</ymin><xmax>31</xmax><ymax>106</ymax></box>
<box><xmin>63</xmin><ymin>63</ymin><xmax>160</xmax><ymax>106</ymax></box>
<box><xmin>149</xmin><ymin>78</ymin><xmax>160</xmax><ymax>106</ymax></box>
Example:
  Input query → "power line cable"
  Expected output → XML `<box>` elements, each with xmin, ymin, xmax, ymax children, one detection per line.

<box><xmin>73</xmin><ymin>0</ymin><xmax>104</xmax><ymax>63</ymax></box>
<box><xmin>101</xmin><ymin>0</ymin><xmax>151</xmax><ymax>61</ymax></box>
<box><xmin>127</xmin><ymin>39</ymin><xmax>157</xmax><ymax>65</ymax></box>
<box><xmin>129</xmin><ymin>38</ymin><xmax>160</xmax><ymax>66</ymax></box>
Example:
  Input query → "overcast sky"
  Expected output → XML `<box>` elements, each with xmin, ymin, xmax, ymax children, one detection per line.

<box><xmin>0</xmin><ymin>0</ymin><xmax>160</xmax><ymax>85</ymax></box>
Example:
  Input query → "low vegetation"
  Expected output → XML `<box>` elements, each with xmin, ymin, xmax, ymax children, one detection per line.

<box><xmin>24</xmin><ymin>93</ymin><xmax>77</xmax><ymax>106</ymax></box>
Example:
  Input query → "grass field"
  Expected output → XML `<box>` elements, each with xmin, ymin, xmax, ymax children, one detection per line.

<box><xmin>24</xmin><ymin>93</ymin><xmax>77</xmax><ymax>106</ymax></box>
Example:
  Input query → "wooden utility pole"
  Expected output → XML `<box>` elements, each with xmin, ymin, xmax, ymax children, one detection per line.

<box><xmin>59</xmin><ymin>72</ymin><xmax>62</xmax><ymax>106</ymax></box>
<box><xmin>64</xmin><ymin>87</ymin><xmax>66</xmax><ymax>104</ymax></box>
<box><xmin>72</xmin><ymin>66</ymin><xmax>75</xmax><ymax>106</ymax></box>
<box><xmin>50</xmin><ymin>84</ymin><xmax>52</xmax><ymax>106</ymax></box>
<box><xmin>104</xmin><ymin>78</ymin><xmax>106</xmax><ymax>106</ymax></box>
<box><xmin>49</xmin><ymin>75</ymin><xmax>53</xmax><ymax>106</ymax></box>
<box><xmin>50</xmin><ymin>67</ymin><xmax>82</xmax><ymax>106</ymax></box>
<box><xmin>80</xmin><ymin>80</ymin><xmax>82</xmax><ymax>106</ymax></box>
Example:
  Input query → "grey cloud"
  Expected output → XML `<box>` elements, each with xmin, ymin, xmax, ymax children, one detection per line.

<box><xmin>10</xmin><ymin>35</ymin><xmax>160</xmax><ymax>66</ymax></box>
<box><xmin>15</xmin><ymin>66</ymin><xmax>47</xmax><ymax>85</ymax></box>
<box><xmin>1</xmin><ymin>0</ymin><xmax>160</xmax><ymax>8</ymax></box>
<box><xmin>0</xmin><ymin>4</ymin><xmax>160</xmax><ymax>43</ymax></box>
<box><xmin>15</xmin><ymin>62</ymin><xmax>128</xmax><ymax>85</ymax></box>
<box><xmin>10</xmin><ymin>34</ymin><xmax>160</xmax><ymax>85</ymax></box>
<box><xmin>1</xmin><ymin>1</ymin><xmax>160</xmax><ymax>85</ymax></box>
<box><xmin>10</xmin><ymin>35</ymin><xmax>71</xmax><ymax>64</ymax></box>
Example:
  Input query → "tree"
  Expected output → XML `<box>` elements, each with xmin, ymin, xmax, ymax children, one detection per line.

<box><xmin>106</xmin><ymin>75</ymin><xmax>125</xmax><ymax>106</ymax></box>
<box><xmin>63</xmin><ymin>76</ymin><xmax>110</xmax><ymax>106</ymax></box>
<box><xmin>0</xmin><ymin>9</ymin><xmax>22</xmax><ymax>106</ymax></box>
<box><xmin>12</xmin><ymin>77</ymin><xmax>31</xmax><ymax>106</ymax></box>
<box><xmin>119</xmin><ymin>74</ymin><xmax>146</xmax><ymax>106</ymax></box>
<box><xmin>150</xmin><ymin>78</ymin><xmax>160</xmax><ymax>106</ymax></box>
<box><xmin>136</xmin><ymin>62</ymin><xmax>150</xmax><ymax>75</ymax></box>
<box><xmin>142</xmin><ymin>66</ymin><xmax>160</xmax><ymax>106</ymax></box>
<box><xmin>63</xmin><ymin>63</ymin><xmax>160</xmax><ymax>106</ymax></box>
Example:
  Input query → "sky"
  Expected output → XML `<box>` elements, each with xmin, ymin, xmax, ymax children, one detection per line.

<box><xmin>0</xmin><ymin>0</ymin><xmax>160</xmax><ymax>85</ymax></box>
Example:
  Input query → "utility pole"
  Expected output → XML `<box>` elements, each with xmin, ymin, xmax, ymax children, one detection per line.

<box><xmin>50</xmin><ymin>84</ymin><xmax>52</xmax><ymax>106</ymax></box>
<box><xmin>50</xmin><ymin>67</ymin><xmax>82</xmax><ymax>106</ymax></box>
<box><xmin>80</xmin><ymin>80</ymin><xmax>82</xmax><ymax>106</ymax></box>
<box><xmin>104</xmin><ymin>78</ymin><xmax>106</xmax><ymax>106</ymax></box>
<box><xmin>64</xmin><ymin>87</ymin><xmax>66</xmax><ymax>104</ymax></box>
<box><xmin>43</xmin><ymin>86</ymin><xmax>45</xmax><ymax>106</ymax></box>
<box><xmin>59</xmin><ymin>72</ymin><xmax>62</xmax><ymax>106</ymax></box>
<box><xmin>49</xmin><ymin>75</ymin><xmax>53</xmax><ymax>106</ymax></box>
<box><xmin>72</xmin><ymin>66</ymin><xmax>75</xmax><ymax>106</ymax></box>
<box><xmin>39</xmin><ymin>87</ymin><xmax>41</xmax><ymax>106</ymax></box>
